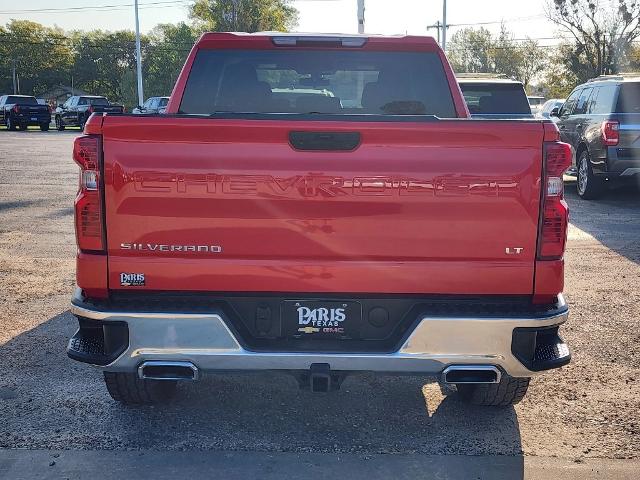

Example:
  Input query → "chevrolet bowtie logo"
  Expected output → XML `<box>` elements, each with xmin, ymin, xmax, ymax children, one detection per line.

<box><xmin>298</xmin><ymin>326</ymin><xmax>320</xmax><ymax>334</ymax></box>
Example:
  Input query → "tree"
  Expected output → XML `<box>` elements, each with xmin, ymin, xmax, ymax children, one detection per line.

<box><xmin>0</xmin><ymin>20</ymin><xmax>74</xmax><ymax>96</ymax></box>
<box><xmin>70</xmin><ymin>30</ymin><xmax>148</xmax><ymax>106</ymax></box>
<box><xmin>145</xmin><ymin>22</ymin><xmax>200</xmax><ymax>98</ymax></box>
<box><xmin>539</xmin><ymin>43</ymin><xmax>580</xmax><ymax>98</ymax></box>
<box><xmin>447</xmin><ymin>25</ymin><xmax>546</xmax><ymax>88</ymax></box>
<box><xmin>546</xmin><ymin>0</ymin><xmax>640</xmax><ymax>77</ymax></box>
<box><xmin>190</xmin><ymin>0</ymin><xmax>298</xmax><ymax>32</ymax></box>
<box><xmin>518</xmin><ymin>39</ymin><xmax>547</xmax><ymax>89</ymax></box>
<box><xmin>492</xmin><ymin>25</ymin><xmax>530</xmax><ymax>82</ymax></box>
<box><xmin>447</xmin><ymin>27</ymin><xmax>495</xmax><ymax>73</ymax></box>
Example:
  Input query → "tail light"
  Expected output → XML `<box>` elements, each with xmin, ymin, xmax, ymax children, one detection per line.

<box><xmin>73</xmin><ymin>135</ymin><xmax>104</xmax><ymax>252</ymax></box>
<box><xmin>12</xmin><ymin>105</ymin><xmax>20</xmax><ymax>113</ymax></box>
<box><xmin>538</xmin><ymin>142</ymin><xmax>572</xmax><ymax>260</ymax></box>
<box><xmin>601</xmin><ymin>120</ymin><xmax>619</xmax><ymax>146</ymax></box>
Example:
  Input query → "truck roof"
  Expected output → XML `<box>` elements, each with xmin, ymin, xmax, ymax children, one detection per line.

<box><xmin>586</xmin><ymin>73</ymin><xmax>640</xmax><ymax>83</ymax></box>
<box><xmin>196</xmin><ymin>31</ymin><xmax>440</xmax><ymax>49</ymax></box>
<box><xmin>457</xmin><ymin>77</ymin><xmax>523</xmax><ymax>85</ymax></box>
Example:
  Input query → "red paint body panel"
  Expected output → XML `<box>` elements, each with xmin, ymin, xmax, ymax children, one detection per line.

<box><xmin>100</xmin><ymin>116</ymin><xmax>545</xmax><ymax>294</ymax></box>
<box><xmin>76</xmin><ymin>252</ymin><xmax>108</xmax><ymax>298</ymax></box>
<box><xmin>533</xmin><ymin>260</ymin><xmax>564</xmax><ymax>301</ymax></box>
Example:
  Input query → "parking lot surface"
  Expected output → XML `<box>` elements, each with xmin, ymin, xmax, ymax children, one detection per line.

<box><xmin>1</xmin><ymin>132</ymin><xmax>639</xmax><ymax>461</ymax></box>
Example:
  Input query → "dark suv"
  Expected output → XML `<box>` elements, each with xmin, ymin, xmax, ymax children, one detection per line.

<box><xmin>556</xmin><ymin>75</ymin><xmax>640</xmax><ymax>199</ymax></box>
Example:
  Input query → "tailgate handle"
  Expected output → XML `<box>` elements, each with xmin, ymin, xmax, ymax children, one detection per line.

<box><xmin>289</xmin><ymin>131</ymin><xmax>360</xmax><ymax>151</ymax></box>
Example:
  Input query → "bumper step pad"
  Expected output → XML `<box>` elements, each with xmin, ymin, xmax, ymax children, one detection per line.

<box><xmin>67</xmin><ymin>318</ymin><xmax>129</xmax><ymax>366</ymax></box>
<box><xmin>512</xmin><ymin>325</ymin><xmax>571</xmax><ymax>372</ymax></box>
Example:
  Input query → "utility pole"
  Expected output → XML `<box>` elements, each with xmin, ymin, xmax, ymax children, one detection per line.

<box><xmin>12</xmin><ymin>59</ymin><xmax>17</xmax><ymax>95</ymax></box>
<box><xmin>357</xmin><ymin>0</ymin><xmax>365</xmax><ymax>34</ymax></box>
<box><xmin>134</xmin><ymin>0</ymin><xmax>144</xmax><ymax>108</ymax></box>
<box><xmin>427</xmin><ymin>20</ymin><xmax>442</xmax><ymax>44</ymax></box>
<box><xmin>442</xmin><ymin>0</ymin><xmax>447</xmax><ymax>52</ymax></box>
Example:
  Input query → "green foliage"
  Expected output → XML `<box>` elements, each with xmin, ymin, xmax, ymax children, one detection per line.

<box><xmin>69</xmin><ymin>29</ymin><xmax>146</xmax><ymax>105</ymax></box>
<box><xmin>190</xmin><ymin>0</ymin><xmax>298</xmax><ymax>32</ymax></box>
<box><xmin>144</xmin><ymin>22</ymin><xmax>202</xmax><ymax>99</ymax></box>
<box><xmin>0</xmin><ymin>0</ymin><xmax>297</xmax><ymax>107</ymax></box>
<box><xmin>0</xmin><ymin>20</ymin><xmax>74</xmax><ymax>96</ymax></box>
<box><xmin>538</xmin><ymin>43</ymin><xmax>579</xmax><ymax>98</ymax></box>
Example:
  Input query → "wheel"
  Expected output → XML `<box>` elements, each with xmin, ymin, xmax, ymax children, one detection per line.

<box><xmin>6</xmin><ymin>117</ymin><xmax>16</xmax><ymax>131</ymax></box>
<box><xmin>55</xmin><ymin>116</ymin><xmax>65</xmax><ymax>131</ymax></box>
<box><xmin>576</xmin><ymin>150</ymin><xmax>604</xmax><ymax>199</ymax></box>
<box><xmin>40</xmin><ymin>123</ymin><xmax>49</xmax><ymax>132</ymax></box>
<box><xmin>456</xmin><ymin>375</ymin><xmax>530</xmax><ymax>407</ymax></box>
<box><xmin>103</xmin><ymin>371</ymin><xmax>177</xmax><ymax>405</ymax></box>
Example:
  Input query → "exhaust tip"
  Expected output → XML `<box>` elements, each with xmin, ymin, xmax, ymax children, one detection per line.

<box><xmin>138</xmin><ymin>361</ymin><xmax>199</xmax><ymax>381</ymax></box>
<box><xmin>442</xmin><ymin>365</ymin><xmax>501</xmax><ymax>384</ymax></box>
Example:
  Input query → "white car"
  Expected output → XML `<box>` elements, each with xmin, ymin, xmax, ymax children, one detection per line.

<box><xmin>527</xmin><ymin>96</ymin><xmax>545</xmax><ymax>115</ymax></box>
<box><xmin>536</xmin><ymin>98</ymin><xmax>566</xmax><ymax>120</ymax></box>
<box><xmin>132</xmin><ymin>96</ymin><xmax>169</xmax><ymax>114</ymax></box>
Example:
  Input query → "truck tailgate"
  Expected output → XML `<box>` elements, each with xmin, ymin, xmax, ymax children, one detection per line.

<box><xmin>102</xmin><ymin>116</ymin><xmax>544</xmax><ymax>295</ymax></box>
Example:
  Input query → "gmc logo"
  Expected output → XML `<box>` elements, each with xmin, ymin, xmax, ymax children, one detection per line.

<box><xmin>133</xmin><ymin>172</ymin><xmax>518</xmax><ymax>198</ymax></box>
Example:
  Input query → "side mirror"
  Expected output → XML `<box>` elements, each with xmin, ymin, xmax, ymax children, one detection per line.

<box><xmin>136</xmin><ymin>106</ymin><xmax>143</xmax><ymax>111</ymax></box>
<box><xmin>550</xmin><ymin>107</ymin><xmax>560</xmax><ymax>117</ymax></box>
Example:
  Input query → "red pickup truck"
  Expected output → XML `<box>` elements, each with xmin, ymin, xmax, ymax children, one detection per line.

<box><xmin>68</xmin><ymin>32</ymin><xmax>571</xmax><ymax>407</ymax></box>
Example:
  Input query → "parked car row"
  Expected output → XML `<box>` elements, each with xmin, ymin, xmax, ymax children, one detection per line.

<box><xmin>1</xmin><ymin>94</ymin><xmax>171</xmax><ymax>132</ymax></box>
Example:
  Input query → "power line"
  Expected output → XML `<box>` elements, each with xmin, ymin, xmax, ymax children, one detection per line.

<box><xmin>0</xmin><ymin>0</ymin><xmax>189</xmax><ymax>15</ymax></box>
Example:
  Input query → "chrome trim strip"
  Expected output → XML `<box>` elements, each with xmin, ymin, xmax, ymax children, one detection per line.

<box><xmin>138</xmin><ymin>360</ymin><xmax>199</xmax><ymax>381</ymax></box>
<box><xmin>441</xmin><ymin>365</ymin><xmax>501</xmax><ymax>384</ymax></box>
<box><xmin>620</xmin><ymin>168</ymin><xmax>640</xmax><ymax>176</ymax></box>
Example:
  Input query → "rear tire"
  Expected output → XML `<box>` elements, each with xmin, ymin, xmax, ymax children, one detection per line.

<box><xmin>577</xmin><ymin>150</ymin><xmax>604</xmax><ymax>199</ymax></box>
<box><xmin>456</xmin><ymin>375</ymin><xmax>530</xmax><ymax>407</ymax></box>
<box><xmin>40</xmin><ymin>123</ymin><xmax>49</xmax><ymax>132</ymax></box>
<box><xmin>103</xmin><ymin>371</ymin><xmax>177</xmax><ymax>405</ymax></box>
<box><xmin>55</xmin><ymin>116</ymin><xmax>65</xmax><ymax>131</ymax></box>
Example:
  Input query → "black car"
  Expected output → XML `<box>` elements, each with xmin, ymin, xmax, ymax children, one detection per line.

<box><xmin>555</xmin><ymin>75</ymin><xmax>640</xmax><ymax>199</ymax></box>
<box><xmin>457</xmin><ymin>77</ymin><xmax>533</xmax><ymax>119</ymax></box>
<box><xmin>54</xmin><ymin>95</ymin><xmax>124</xmax><ymax>130</ymax></box>
<box><xmin>0</xmin><ymin>95</ymin><xmax>51</xmax><ymax>131</ymax></box>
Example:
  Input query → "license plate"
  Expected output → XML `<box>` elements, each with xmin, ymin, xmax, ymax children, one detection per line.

<box><xmin>282</xmin><ymin>300</ymin><xmax>361</xmax><ymax>338</ymax></box>
<box><xmin>31</xmin><ymin>117</ymin><xmax>38</xmax><ymax>121</ymax></box>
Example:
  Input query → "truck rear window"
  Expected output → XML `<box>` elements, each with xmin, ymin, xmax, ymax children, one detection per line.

<box><xmin>459</xmin><ymin>83</ymin><xmax>531</xmax><ymax>115</ymax></box>
<box><xmin>179</xmin><ymin>49</ymin><xmax>457</xmax><ymax>118</ymax></box>
<box><xmin>7</xmin><ymin>96</ymin><xmax>38</xmax><ymax>105</ymax></box>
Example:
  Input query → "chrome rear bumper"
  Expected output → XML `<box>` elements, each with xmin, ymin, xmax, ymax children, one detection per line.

<box><xmin>69</xmin><ymin>294</ymin><xmax>569</xmax><ymax>378</ymax></box>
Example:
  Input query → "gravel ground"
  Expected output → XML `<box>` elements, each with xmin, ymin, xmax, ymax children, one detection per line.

<box><xmin>0</xmin><ymin>131</ymin><xmax>638</xmax><ymax>459</ymax></box>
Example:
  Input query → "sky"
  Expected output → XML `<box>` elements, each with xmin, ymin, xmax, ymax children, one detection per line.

<box><xmin>0</xmin><ymin>0</ymin><xmax>565</xmax><ymax>45</ymax></box>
